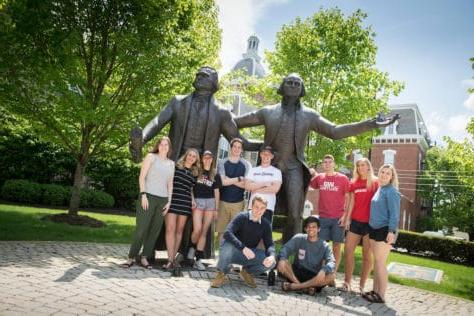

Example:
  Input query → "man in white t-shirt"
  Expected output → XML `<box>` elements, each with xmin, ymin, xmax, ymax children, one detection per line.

<box><xmin>245</xmin><ymin>146</ymin><xmax>282</xmax><ymax>225</ymax></box>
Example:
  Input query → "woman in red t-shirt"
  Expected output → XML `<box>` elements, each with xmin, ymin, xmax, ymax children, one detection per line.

<box><xmin>342</xmin><ymin>158</ymin><xmax>378</xmax><ymax>293</ymax></box>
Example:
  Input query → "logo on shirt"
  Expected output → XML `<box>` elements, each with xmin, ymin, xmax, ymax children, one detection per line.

<box><xmin>321</xmin><ymin>181</ymin><xmax>338</xmax><ymax>191</ymax></box>
<box><xmin>253</xmin><ymin>172</ymin><xmax>275</xmax><ymax>177</ymax></box>
<box><xmin>298</xmin><ymin>249</ymin><xmax>306</xmax><ymax>260</ymax></box>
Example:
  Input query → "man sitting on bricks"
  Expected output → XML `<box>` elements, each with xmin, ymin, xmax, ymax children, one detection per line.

<box><xmin>278</xmin><ymin>215</ymin><xmax>336</xmax><ymax>295</ymax></box>
<box><xmin>211</xmin><ymin>195</ymin><xmax>276</xmax><ymax>288</ymax></box>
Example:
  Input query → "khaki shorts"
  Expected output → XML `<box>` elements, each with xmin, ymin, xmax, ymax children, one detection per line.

<box><xmin>216</xmin><ymin>200</ymin><xmax>245</xmax><ymax>233</ymax></box>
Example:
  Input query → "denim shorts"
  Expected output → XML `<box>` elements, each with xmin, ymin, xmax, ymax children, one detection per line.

<box><xmin>319</xmin><ymin>217</ymin><xmax>345</xmax><ymax>243</ymax></box>
<box><xmin>195</xmin><ymin>198</ymin><xmax>216</xmax><ymax>211</ymax></box>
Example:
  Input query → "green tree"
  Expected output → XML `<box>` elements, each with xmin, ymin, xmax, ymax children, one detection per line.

<box><xmin>265</xmin><ymin>8</ymin><xmax>403</xmax><ymax>164</ymax></box>
<box><xmin>0</xmin><ymin>0</ymin><xmax>220</xmax><ymax>215</ymax></box>
<box><xmin>419</xmin><ymin>56</ymin><xmax>474</xmax><ymax>239</ymax></box>
<box><xmin>419</xmin><ymin>138</ymin><xmax>474</xmax><ymax>239</ymax></box>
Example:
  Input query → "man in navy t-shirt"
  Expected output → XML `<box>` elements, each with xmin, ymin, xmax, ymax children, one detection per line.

<box><xmin>216</xmin><ymin>138</ymin><xmax>251</xmax><ymax>241</ymax></box>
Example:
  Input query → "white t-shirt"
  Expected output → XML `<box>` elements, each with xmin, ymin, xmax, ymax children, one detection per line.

<box><xmin>246</xmin><ymin>165</ymin><xmax>282</xmax><ymax>211</ymax></box>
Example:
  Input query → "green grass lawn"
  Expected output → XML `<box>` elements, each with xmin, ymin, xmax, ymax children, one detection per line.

<box><xmin>1</xmin><ymin>203</ymin><xmax>473</xmax><ymax>301</ymax></box>
<box><xmin>0</xmin><ymin>203</ymin><xmax>136</xmax><ymax>243</ymax></box>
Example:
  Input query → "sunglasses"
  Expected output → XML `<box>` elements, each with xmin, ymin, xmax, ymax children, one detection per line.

<box><xmin>284</xmin><ymin>80</ymin><xmax>302</xmax><ymax>87</ymax></box>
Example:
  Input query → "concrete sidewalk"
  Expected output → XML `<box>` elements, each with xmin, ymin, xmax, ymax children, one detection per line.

<box><xmin>0</xmin><ymin>241</ymin><xmax>472</xmax><ymax>315</ymax></box>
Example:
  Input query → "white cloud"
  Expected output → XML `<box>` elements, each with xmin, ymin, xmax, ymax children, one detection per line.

<box><xmin>461</xmin><ymin>79</ymin><xmax>474</xmax><ymax>88</ymax></box>
<box><xmin>424</xmin><ymin>112</ymin><xmax>472</xmax><ymax>144</ymax></box>
<box><xmin>216</xmin><ymin>0</ymin><xmax>287</xmax><ymax>74</ymax></box>
<box><xmin>463</xmin><ymin>93</ymin><xmax>474</xmax><ymax>110</ymax></box>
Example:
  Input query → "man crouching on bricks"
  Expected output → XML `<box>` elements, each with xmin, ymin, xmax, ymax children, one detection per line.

<box><xmin>211</xmin><ymin>195</ymin><xmax>276</xmax><ymax>288</ymax></box>
<box><xmin>278</xmin><ymin>215</ymin><xmax>336</xmax><ymax>295</ymax></box>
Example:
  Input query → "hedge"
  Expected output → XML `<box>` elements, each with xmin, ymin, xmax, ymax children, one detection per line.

<box><xmin>1</xmin><ymin>179</ymin><xmax>114</xmax><ymax>209</ymax></box>
<box><xmin>396</xmin><ymin>230</ymin><xmax>474</xmax><ymax>266</ymax></box>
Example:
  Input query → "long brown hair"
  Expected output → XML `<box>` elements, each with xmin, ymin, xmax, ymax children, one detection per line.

<box><xmin>150</xmin><ymin>136</ymin><xmax>172</xmax><ymax>158</ymax></box>
<box><xmin>352</xmin><ymin>157</ymin><xmax>376</xmax><ymax>190</ymax></box>
<box><xmin>176</xmin><ymin>148</ymin><xmax>201</xmax><ymax>177</ymax></box>
<box><xmin>200</xmin><ymin>154</ymin><xmax>216</xmax><ymax>181</ymax></box>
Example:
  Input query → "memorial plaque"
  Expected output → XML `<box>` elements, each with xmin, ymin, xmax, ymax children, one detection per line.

<box><xmin>387</xmin><ymin>262</ymin><xmax>443</xmax><ymax>283</ymax></box>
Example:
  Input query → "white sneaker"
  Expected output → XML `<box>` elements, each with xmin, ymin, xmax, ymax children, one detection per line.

<box><xmin>187</xmin><ymin>247</ymin><xmax>196</xmax><ymax>260</ymax></box>
<box><xmin>193</xmin><ymin>259</ymin><xmax>206</xmax><ymax>271</ymax></box>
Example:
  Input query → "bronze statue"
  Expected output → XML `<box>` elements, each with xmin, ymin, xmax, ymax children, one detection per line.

<box><xmin>130</xmin><ymin>66</ymin><xmax>257</xmax><ymax>162</ymax></box>
<box><xmin>235</xmin><ymin>73</ymin><xmax>399</xmax><ymax>242</ymax></box>
<box><xmin>129</xmin><ymin>66</ymin><xmax>258</xmax><ymax>261</ymax></box>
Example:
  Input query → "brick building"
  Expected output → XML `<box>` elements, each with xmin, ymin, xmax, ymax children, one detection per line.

<box><xmin>370</xmin><ymin>104</ymin><xmax>431</xmax><ymax>231</ymax></box>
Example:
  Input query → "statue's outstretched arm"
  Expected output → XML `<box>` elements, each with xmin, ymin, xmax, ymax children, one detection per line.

<box><xmin>234</xmin><ymin>110</ymin><xmax>264</xmax><ymax>128</ymax></box>
<box><xmin>142</xmin><ymin>99</ymin><xmax>175</xmax><ymax>143</ymax></box>
<box><xmin>129</xmin><ymin>97</ymin><xmax>175</xmax><ymax>162</ymax></box>
<box><xmin>221</xmin><ymin>110</ymin><xmax>262</xmax><ymax>151</ymax></box>
<box><xmin>311</xmin><ymin>112</ymin><xmax>400</xmax><ymax>140</ymax></box>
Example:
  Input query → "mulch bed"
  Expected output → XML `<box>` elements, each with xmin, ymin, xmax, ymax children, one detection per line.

<box><xmin>42</xmin><ymin>213</ymin><xmax>106</xmax><ymax>228</ymax></box>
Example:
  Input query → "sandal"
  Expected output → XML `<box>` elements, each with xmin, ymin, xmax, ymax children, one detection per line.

<box><xmin>363</xmin><ymin>291</ymin><xmax>385</xmax><ymax>304</ymax></box>
<box><xmin>282</xmin><ymin>282</ymin><xmax>293</xmax><ymax>292</ymax></box>
<box><xmin>162</xmin><ymin>261</ymin><xmax>173</xmax><ymax>270</ymax></box>
<box><xmin>120</xmin><ymin>261</ymin><xmax>134</xmax><ymax>268</ymax></box>
<box><xmin>140</xmin><ymin>258</ymin><xmax>153</xmax><ymax>269</ymax></box>
<box><xmin>303</xmin><ymin>287</ymin><xmax>316</xmax><ymax>296</ymax></box>
<box><xmin>361</xmin><ymin>290</ymin><xmax>375</xmax><ymax>299</ymax></box>
<box><xmin>338</xmin><ymin>282</ymin><xmax>352</xmax><ymax>292</ymax></box>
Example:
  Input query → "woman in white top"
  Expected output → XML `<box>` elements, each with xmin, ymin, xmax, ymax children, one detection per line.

<box><xmin>122</xmin><ymin>137</ymin><xmax>174</xmax><ymax>269</ymax></box>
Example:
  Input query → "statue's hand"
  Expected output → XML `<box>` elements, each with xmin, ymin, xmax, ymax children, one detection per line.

<box><xmin>375</xmin><ymin>113</ymin><xmax>400</xmax><ymax>127</ymax></box>
<box><xmin>129</xmin><ymin>126</ymin><xmax>143</xmax><ymax>163</ymax></box>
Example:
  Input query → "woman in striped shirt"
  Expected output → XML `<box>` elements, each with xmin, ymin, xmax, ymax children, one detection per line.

<box><xmin>164</xmin><ymin>148</ymin><xmax>200</xmax><ymax>270</ymax></box>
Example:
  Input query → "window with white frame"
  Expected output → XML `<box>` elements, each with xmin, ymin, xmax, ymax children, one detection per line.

<box><xmin>383</xmin><ymin>149</ymin><xmax>396</xmax><ymax>165</ymax></box>
<box><xmin>352</xmin><ymin>150</ymin><xmax>363</xmax><ymax>164</ymax></box>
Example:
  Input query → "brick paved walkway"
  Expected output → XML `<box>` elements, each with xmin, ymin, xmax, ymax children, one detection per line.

<box><xmin>0</xmin><ymin>241</ymin><xmax>472</xmax><ymax>315</ymax></box>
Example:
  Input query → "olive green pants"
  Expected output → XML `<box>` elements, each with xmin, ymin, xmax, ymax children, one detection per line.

<box><xmin>128</xmin><ymin>194</ymin><xmax>167</xmax><ymax>259</ymax></box>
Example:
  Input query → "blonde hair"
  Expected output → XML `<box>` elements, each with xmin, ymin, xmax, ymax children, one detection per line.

<box><xmin>176</xmin><ymin>148</ymin><xmax>201</xmax><ymax>177</ymax></box>
<box><xmin>353</xmin><ymin>158</ymin><xmax>376</xmax><ymax>190</ymax></box>
<box><xmin>378</xmin><ymin>164</ymin><xmax>399</xmax><ymax>189</ymax></box>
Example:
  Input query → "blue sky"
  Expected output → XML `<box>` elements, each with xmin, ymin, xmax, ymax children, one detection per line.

<box><xmin>216</xmin><ymin>0</ymin><xmax>474</xmax><ymax>144</ymax></box>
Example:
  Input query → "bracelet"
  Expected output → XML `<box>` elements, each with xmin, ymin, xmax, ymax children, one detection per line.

<box><xmin>140</xmin><ymin>192</ymin><xmax>146</xmax><ymax>196</ymax></box>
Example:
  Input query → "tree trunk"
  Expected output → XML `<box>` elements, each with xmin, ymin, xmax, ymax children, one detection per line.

<box><xmin>68</xmin><ymin>158</ymin><xmax>87</xmax><ymax>215</ymax></box>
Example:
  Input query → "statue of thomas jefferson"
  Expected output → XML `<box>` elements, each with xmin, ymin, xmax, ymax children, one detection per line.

<box><xmin>130</xmin><ymin>66</ymin><xmax>257</xmax><ymax>162</ymax></box>
<box><xmin>235</xmin><ymin>73</ymin><xmax>399</xmax><ymax>242</ymax></box>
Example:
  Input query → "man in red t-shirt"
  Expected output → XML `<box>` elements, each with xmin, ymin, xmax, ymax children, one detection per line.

<box><xmin>310</xmin><ymin>154</ymin><xmax>349</xmax><ymax>275</ymax></box>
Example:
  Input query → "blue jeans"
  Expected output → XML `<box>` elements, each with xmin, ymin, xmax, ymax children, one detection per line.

<box><xmin>217</xmin><ymin>241</ymin><xmax>273</xmax><ymax>275</ymax></box>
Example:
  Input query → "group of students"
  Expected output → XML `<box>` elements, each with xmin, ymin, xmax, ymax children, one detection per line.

<box><xmin>306</xmin><ymin>154</ymin><xmax>400</xmax><ymax>303</ymax></box>
<box><xmin>123</xmin><ymin>136</ymin><xmax>400</xmax><ymax>305</ymax></box>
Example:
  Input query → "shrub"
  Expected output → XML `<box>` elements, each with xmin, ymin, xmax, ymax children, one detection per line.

<box><xmin>1</xmin><ymin>179</ymin><xmax>42</xmax><ymax>203</ymax></box>
<box><xmin>397</xmin><ymin>230</ymin><xmax>474</xmax><ymax>266</ymax></box>
<box><xmin>80</xmin><ymin>189</ymin><xmax>115</xmax><ymax>208</ymax></box>
<box><xmin>42</xmin><ymin>184</ymin><xmax>69</xmax><ymax>206</ymax></box>
<box><xmin>1</xmin><ymin>179</ymin><xmax>114</xmax><ymax>209</ymax></box>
